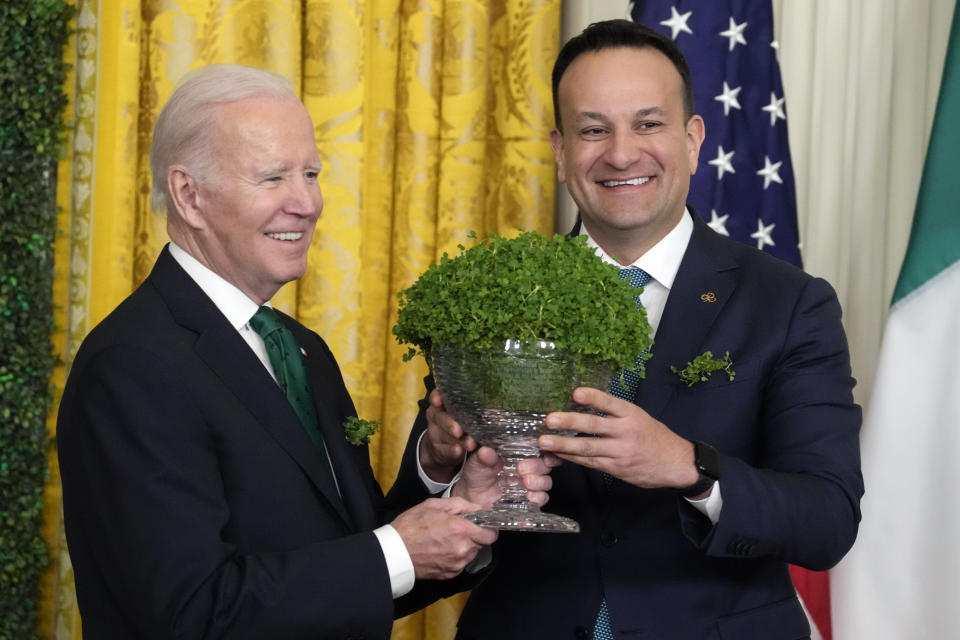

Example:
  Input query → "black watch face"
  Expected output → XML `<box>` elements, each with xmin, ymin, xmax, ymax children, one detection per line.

<box><xmin>695</xmin><ymin>441</ymin><xmax>720</xmax><ymax>479</ymax></box>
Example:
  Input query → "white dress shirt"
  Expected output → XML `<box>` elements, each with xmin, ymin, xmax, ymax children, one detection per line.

<box><xmin>579</xmin><ymin>211</ymin><xmax>723</xmax><ymax>524</ymax></box>
<box><xmin>168</xmin><ymin>242</ymin><xmax>416</xmax><ymax>598</ymax></box>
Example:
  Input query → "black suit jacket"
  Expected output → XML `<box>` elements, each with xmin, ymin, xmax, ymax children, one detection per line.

<box><xmin>57</xmin><ymin>246</ymin><xmax>453</xmax><ymax>639</ymax></box>
<box><xmin>447</xmin><ymin>213</ymin><xmax>863</xmax><ymax>640</ymax></box>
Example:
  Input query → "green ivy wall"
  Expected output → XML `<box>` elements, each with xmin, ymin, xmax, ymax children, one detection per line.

<box><xmin>0</xmin><ymin>2</ymin><xmax>73</xmax><ymax>638</ymax></box>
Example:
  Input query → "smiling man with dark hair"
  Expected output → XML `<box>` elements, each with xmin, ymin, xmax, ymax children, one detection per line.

<box><xmin>418</xmin><ymin>19</ymin><xmax>864</xmax><ymax>640</ymax></box>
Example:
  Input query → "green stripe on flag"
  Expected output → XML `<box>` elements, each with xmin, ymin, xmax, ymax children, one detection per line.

<box><xmin>893</xmin><ymin>5</ymin><xmax>960</xmax><ymax>305</ymax></box>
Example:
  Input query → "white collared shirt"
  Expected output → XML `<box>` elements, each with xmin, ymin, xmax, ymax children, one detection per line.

<box><xmin>167</xmin><ymin>242</ymin><xmax>416</xmax><ymax>598</ymax></box>
<box><xmin>581</xmin><ymin>208</ymin><xmax>693</xmax><ymax>339</ymax></box>
<box><xmin>168</xmin><ymin>243</ymin><xmax>276</xmax><ymax>378</ymax></box>
<box><xmin>579</xmin><ymin>210</ymin><xmax>723</xmax><ymax>523</ymax></box>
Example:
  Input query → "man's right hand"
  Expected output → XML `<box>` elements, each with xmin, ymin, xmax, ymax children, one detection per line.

<box><xmin>391</xmin><ymin>497</ymin><xmax>498</xmax><ymax>580</ymax></box>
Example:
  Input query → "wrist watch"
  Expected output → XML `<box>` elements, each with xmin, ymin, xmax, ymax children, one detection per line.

<box><xmin>679</xmin><ymin>440</ymin><xmax>720</xmax><ymax>498</ymax></box>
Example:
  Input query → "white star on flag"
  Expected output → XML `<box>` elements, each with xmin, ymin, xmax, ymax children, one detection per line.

<box><xmin>750</xmin><ymin>218</ymin><xmax>776</xmax><ymax>249</ymax></box>
<box><xmin>708</xmin><ymin>210</ymin><xmax>730</xmax><ymax>236</ymax></box>
<box><xmin>708</xmin><ymin>145</ymin><xmax>736</xmax><ymax>180</ymax></box>
<box><xmin>762</xmin><ymin>92</ymin><xmax>787</xmax><ymax>126</ymax></box>
<box><xmin>756</xmin><ymin>156</ymin><xmax>783</xmax><ymax>189</ymax></box>
<box><xmin>719</xmin><ymin>17</ymin><xmax>748</xmax><ymax>51</ymax></box>
<box><xmin>714</xmin><ymin>81</ymin><xmax>742</xmax><ymax>116</ymax></box>
<box><xmin>660</xmin><ymin>6</ymin><xmax>693</xmax><ymax>40</ymax></box>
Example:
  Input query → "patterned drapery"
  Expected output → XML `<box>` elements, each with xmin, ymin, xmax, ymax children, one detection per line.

<box><xmin>40</xmin><ymin>1</ymin><xmax>559</xmax><ymax>637</ymax></box>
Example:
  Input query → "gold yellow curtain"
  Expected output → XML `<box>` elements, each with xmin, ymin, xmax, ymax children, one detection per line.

<box><xmin>39</xmin><ymin>0</ymin><xmax>559</xmax><ymax>638</ymax></box>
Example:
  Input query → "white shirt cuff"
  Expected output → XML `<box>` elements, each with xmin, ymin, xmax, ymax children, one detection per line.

<box><xmin>415</xmin><ymin>430</ymin><xmax>464</xmax><ymax>493</ymax></box>
<box><xmin>684</xmin><ymin>480</ymin><xmax>723</xmax><ymax>524</ymax></box>
<box><xmin>373</xmin><ymin>525</ymin><xmax>415</xmax><ymax>598</ymax></box>
<box><xmin>466</xmin><ymin>545</ymin><xmax>493</xmax><ymax>573</ymax></box>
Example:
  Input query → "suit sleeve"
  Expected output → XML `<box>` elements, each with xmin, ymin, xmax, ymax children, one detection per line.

<box><xmin>383</xmin><ymin>381</ymin><xmax>438</xmax><ymax>512</ymax></box>
<box><xmin>57</xmin><ymin>344</ymin><xmax>395</xmax><ymax>640</ymax></box>
<box><xmin>289</xmin><ymin>329</ymin><xmax>482</xmax><ymax>618</ymax></box>
<box><xmin>679</xmin><ymin>277</ymin><xmax>864</xmax><ymax>570</ymax></box>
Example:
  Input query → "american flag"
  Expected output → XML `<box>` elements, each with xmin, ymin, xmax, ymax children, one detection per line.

<box><xmin>630</xmin><ymin>0</ymin><xmax>802</xmax><ymax>267</ymax></box>
<box><xmin>629</xmin><ymin>2</ymin><xmax>828</xmax><ymax>639</ymax></box>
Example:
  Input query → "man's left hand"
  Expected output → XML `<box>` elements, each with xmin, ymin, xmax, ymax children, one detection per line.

<box><xmin>538</xmin><ymin>386</ymin><xmax>699</xmax><ymax>490</ymax></box>
<box><xmin>419</xmin><ymin>389</ymin><xmax>477</xmax><ymax>483</ymax></box>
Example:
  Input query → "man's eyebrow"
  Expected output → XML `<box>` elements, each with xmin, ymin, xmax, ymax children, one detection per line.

<box><xmin>574</xmin><ymin>111</ymin><xmax>610</xmax><ymax>124</ymax></box>
<box><xmin>633</xmin><ymin>106</ymin><xmax>665</xmax><ymax>118</ymax></box>
<box><xmin>573</xmin><ymin>107</ymin><xmax>665</xmax><ymax>124</ymax></box>
<box><xmin>254</xmin><ymin>161</ymin><xmax>323</xmax><ymax>179</ymax></box>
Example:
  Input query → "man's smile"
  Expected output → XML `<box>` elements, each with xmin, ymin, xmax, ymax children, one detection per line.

<box><xmin>265</xmin><ymin>231</ymin><xmax>305</xmax><ymax>241</ymax></box>
<box><xmin>600</xmin><ymin>177</ymin><xmax>652</xmax><ymax>187</ymax></box>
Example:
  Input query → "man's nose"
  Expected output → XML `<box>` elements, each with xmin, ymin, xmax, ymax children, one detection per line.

<box><xmin>603</xmin><ymin>131</ymin><xmax>643</xmax><ymax>170</ymax></box>
<box><xmin>286</xmin><ymin>179</ymin><xmax>322</xmax><ymax>217</ymax></box>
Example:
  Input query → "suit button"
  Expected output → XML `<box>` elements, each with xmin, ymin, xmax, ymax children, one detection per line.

<box><xmin>575</xmin><ymin>626</ymin><xmax>589</xmax><ymax>639</ymax></box>
<box><xmin>600</xmin><ymin>531</ymin><xmax>618</xmax><ymax>547</ymax></box>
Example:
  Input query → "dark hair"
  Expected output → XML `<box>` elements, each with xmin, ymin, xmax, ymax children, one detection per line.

<box><xmin>551</xmin><ymin>19</ymin><xmax>695</xmax><ymax>128</ymax></box>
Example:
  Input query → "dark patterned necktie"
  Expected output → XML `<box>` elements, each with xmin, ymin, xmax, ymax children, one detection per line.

<box><xmin>249</xmin><ymin>306</ymin><xmax>327</xmax><ymax>457</ymax></box>
<box><xmin>595</xmin><ymin>266</ymin><xmax>651</xmax><ymax>640</ymax></box>
<box><xmin>608</xmin><ymin>267</ymin><xmax>652</xmax><ymax>404</ymax></box>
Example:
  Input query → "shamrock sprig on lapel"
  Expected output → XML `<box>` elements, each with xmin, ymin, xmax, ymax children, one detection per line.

<box><xmin>343</xmin><ymin>416</ymin><xmax>381</xmax><ymax>446</ymax></box>
<box><xmin>671</xmin><ymin>351</ymin><xmax>735</xmax><ymax>387</ymax></box>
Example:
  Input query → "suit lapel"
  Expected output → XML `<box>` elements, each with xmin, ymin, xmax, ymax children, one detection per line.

<box><xmin>294</xmin><ymin>335</ymin><xmax>380</xmax><ymax>532</ymax></box>
<box><xmin>561</xmin><ymin>213</ymin><xmax>741</xmax><ymax>495</ymax></box>
<box><xmin>636</xmin><ymin>215</ymin><xmax>739</xmax><ymax>419</ymax></box>
<box><xmin>147</xmin><ymin>247</ymin><xmax>354</xmax><ymax>530</ymax></box>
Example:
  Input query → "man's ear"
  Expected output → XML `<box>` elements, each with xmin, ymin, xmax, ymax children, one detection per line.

<box><xmin>167</xmin><ymin>165</ymin><xmax>205</xmax><ymax>230</ymax></box>
<box><xmin>549</xmin><ymin>128</ymin><xmax>567</xmax><ymax>184</ymax></box>
<box><xmin>685</xmin><ymin>115</ymin><xmax>706</xmax><ymax>175</ymax></box>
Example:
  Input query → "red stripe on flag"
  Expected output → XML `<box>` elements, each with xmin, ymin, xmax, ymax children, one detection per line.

<box><xmin>790</xmin><ymin>566</ymin><xmax>831</xmax><ymax>640</ymax></box>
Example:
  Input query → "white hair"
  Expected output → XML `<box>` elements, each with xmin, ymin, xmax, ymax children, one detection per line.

<box><xmin>149</xmin><ymin>64</ymin><xmax>298</xmax><ymax>214</ymax></box>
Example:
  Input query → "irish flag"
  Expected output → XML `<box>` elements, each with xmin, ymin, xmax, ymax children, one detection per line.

<box><xmin>832</xmin><ymin>5</ymin><xmax>960</xmax><ymax>638</ymax></box>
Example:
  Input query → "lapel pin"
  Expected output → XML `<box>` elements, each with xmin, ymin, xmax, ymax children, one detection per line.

<box><xmin>700</xmin><ymin>292</ymin><xmax>717</xmax><ymax>303</ymax></box>
<box><xmin>300</xmin><ymin>347</ymin><xmax>308</xmax><ymax>357</ymax></box>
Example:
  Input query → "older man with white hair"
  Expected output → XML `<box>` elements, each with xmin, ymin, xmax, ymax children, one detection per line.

<box><xmin>57</xmin><ymin>64</ymin><xmax>518</xmax><ymax>639</ymax></box>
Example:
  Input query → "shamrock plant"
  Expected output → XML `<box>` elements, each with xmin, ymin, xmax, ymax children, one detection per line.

<box><xmin>671</xmin><ymin>351</ymin><xmax>736</xmax><ymax>387</ymax></box>
<box><xmin>343</xmin><ymin>417</ymin><xmax>382</xmax><ymax>446</ymax></box>
<box><xmin>392</xmin><ymin>231</ymin><xmax>654</xmax><ymax>375</ymax></box>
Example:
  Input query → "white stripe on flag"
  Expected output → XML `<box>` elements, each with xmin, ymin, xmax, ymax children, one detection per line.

<box><xmin>832</xmin><ymin>261</ymin><xmax>960</xmax><ymax>638</ymax></box>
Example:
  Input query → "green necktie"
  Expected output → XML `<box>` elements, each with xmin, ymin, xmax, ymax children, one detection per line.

<box><xmin>249</xmin><ymin>306</ymin><xmax>327</xmax><ymax>457</ymax></box>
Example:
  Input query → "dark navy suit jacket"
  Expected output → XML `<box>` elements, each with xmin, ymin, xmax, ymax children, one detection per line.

<box><xmin>447</xmin><ymin>212</ymin><xmax>863</xmax><ymax>640</ymax></box>
<box><xmin>57</xmin><ymin>246</ymin><xmax>460</xmax><ymax>639</ymax></box>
